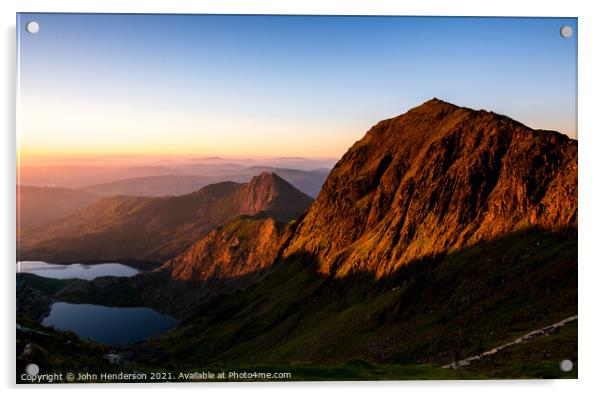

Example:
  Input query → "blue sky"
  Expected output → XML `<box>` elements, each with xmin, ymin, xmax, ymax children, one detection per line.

<box><xmin>17</xmin><ymin>14</ymin><xmax>577</xmax><ymax>160</ymax></box>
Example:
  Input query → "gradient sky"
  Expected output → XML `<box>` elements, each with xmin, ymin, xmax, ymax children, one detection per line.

<box><xmin>17</xmin><ymin>14</ymin><xmax>577</xmax><ymax>163</ymax></box>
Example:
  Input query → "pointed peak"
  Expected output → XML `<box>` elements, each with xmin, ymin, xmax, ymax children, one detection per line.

<box><xmin>425</xmin><ymin>97</ymin><xmax>446</xmax><ymax>104</ymax></box>
<box><xmin>247</xmin><ymin>172</ymin><xmax>296</xmax><ymax>192</ymax></box>
<box><xmin>242</xmin><ymin>172</ymin><xmax>313</xmax><ymax>221</ymax></box>
<box><xmin>414</xmin><ymin>97</ymin><xmax>460</xmax><ymax>111</ymax></box>
<box><xmin>249</xmin><ymin>172</ymin><xmax>281</xmax><ymax>185</ymax></box>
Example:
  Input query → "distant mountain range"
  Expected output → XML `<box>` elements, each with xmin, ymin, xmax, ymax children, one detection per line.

<box><xmin>17</xmin><ymin>186</ymin><xmax>99</xmax><ymax>228</ymax></box>
<box><xmin>19</xmin><ymin>159</ymin><xmax>334</xmax><ymax>197</ymax></box>
<box><xmin>81</xmin><ymin>167</ymin><xmax>329</xmax><ymax>198</ymax></box>
<box><xmin>18</xmin><ymin>172</ymin><xmax>312</xmax><ymax>264</ymax></box>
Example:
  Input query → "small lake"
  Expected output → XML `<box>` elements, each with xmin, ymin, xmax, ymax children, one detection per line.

<box><xmin>17</xmin><ymin>261</ymin><xmax>139</xmax><ymax>280</ymax></box>
<box><xmin>42</xmin><ymin>302</ymin><xmax>176</xmax><ymax>345</ymax></box>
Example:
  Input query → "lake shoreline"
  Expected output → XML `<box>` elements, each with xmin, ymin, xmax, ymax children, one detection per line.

<box><xmin>42</xmin><ymin>301</ymin><xmax>177</xmax><ymax>346</ymax></box>
<box><xmin>16</xmin><ymin>257</ymin><xmax>161</xmax><ymax>271</ymax></box>
<box><xmin>17</xmin><ymin>261</ymin><xmax>141</xmax><ymax>281</ymax></box>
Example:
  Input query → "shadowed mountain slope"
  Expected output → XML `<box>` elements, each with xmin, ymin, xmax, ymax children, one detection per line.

<box><xmin>140</xmin><ymin>227</ymin><xmax>576</xmax><ymax>370</ymax></box>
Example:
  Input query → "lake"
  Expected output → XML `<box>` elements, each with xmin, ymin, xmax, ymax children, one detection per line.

<box><xmin>17</xmin><ymin>261</ymin><xmax>139</xmax><ymax>280</ymax></box>
<box><xmin>42</xmin><ymin>302</ymin><xmax>176</xmax><ymax>345</ymax></box>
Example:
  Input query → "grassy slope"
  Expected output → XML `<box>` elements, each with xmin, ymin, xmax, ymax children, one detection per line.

<box><xmin>135</xmin><ymin>228</ymin><xmax>576</xmax><ymax>379</ymax></box>
<box><xmin>16</xmin><ymin>321</ymin><xmax>576</xmax><ymax>382</ymax></box>
<box><xmin>17</xmin><ymin>273</ymin><xmax>71</xmax><ymax>295</ymax></box>
<box><xmin>202</xmin><ymin>321</ymin><xmax>577</xmax><ymax>381</ymax></box>
<box><xmin>17</xmin><ymin>185</ymin><xmax>99</xmax><ymax>228</ymax></box>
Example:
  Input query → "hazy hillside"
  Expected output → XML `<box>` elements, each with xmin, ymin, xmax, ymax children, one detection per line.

<box><xmin>18</xmin><ymin>173</ymin><xmax>312</xmax><ymax>264</ymax></box>
<box><xmin>17</xmin><ymin>186</ymin><xmax>99</xmax><ymax>228</ymax></box>
<box><xmin>82</xmin><ymin>175</ymin><xmax>221</xmax><ymax>197</ymax></box>
<box><xmin>18</xmin><ymin>165</ymin><xmax>177</xmax><ymax>188</ymax></box>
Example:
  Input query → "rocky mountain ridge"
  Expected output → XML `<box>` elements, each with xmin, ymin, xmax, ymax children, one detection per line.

<box><xmin>159</xmin><ymin>215</ymin><xmax>282</xmax><ymax>283</ymax></box>
<box><xmin>281</xmin><ymin>98</ymin><xmax>577</xmax><ymax>277</ymax></box>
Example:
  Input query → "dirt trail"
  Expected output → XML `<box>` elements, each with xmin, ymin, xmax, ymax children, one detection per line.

<box><xmin>442</xmin><ymin>315</ymin><xmax>578</xmax><ymax>369</ymax></box>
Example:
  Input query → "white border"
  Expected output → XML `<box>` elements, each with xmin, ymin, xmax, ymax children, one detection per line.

<box><xmin>2</xmin><ymin>1</ymin><xmax>601</xmax><ymax>396</ymax></box>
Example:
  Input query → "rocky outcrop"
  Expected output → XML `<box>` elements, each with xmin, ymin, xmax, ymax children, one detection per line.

<box><xmin>52</xmin><ymin>215</ymin><xmax>291</xmax><ymax>317</ymax></box>
<box><xmin>235</xmin><ymin>172</ymin><xmax>313</xmax><ymax>222</ymax></box>
<box><xmin>16</xmin><ymin>283</ymin><xmax>52</xmax><ymax>321</ymax></box>
<box><xmin>160</xmin><ymin>216</ymin><xmax>282</xmax><ymax>283</ymax></box>
<box><xmin>282</xmin><ymin>98</ymin><xmax>577</xmax><ymax>277</ymax></box>
<box><xmin>17</xmin><ymin>273</ymin><xmax>69</xmax><ymax>321</ymax></box>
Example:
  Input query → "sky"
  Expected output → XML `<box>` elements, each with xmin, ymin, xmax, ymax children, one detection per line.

<box><xmin>17</xmin><ymin>14</ymin><xmax>577</xmax><ymax>164</ymax></box>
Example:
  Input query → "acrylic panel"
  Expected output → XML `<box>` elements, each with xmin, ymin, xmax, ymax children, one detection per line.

<box><xmin>16</xmin><ymin>13</ymin><xmax>577</xmax><ymax>383</ymax></box>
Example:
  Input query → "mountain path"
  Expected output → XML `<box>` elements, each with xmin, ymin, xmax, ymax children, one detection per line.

<box><xmin>442</xmin><ymin>315</ymin><xmax>578</xmax><ymax>369</ymax></box>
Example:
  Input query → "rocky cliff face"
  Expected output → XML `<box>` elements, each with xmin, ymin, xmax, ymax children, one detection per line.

<box><xmin>282</xmin><ymin>98</ymin><xmax>577</xmax><ymax>277</ymax></box>
<box><xmin>53</xmin><ymin>216</ymin><xmax>288</xmax><ymax>317</ymax></box>
<box><xmin>160</xmin><ymin>216</ymin><xmax>281</xmax><ymax>283</ymax></box>
<box><xmin>235</xmin><ymin>172</ymin><xmax>313</xmax><ymax>221</ymax></box>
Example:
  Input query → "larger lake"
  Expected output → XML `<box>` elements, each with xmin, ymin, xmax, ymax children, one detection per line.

<box><xmin>17</xmin><ymin>261</ymin><xmax>139</xmax><ymax>280</ymax></box>
<box><xmin>42</xmin><ymin>302</ymin><xmax>176</xmax><ymax>345</ymax></box>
